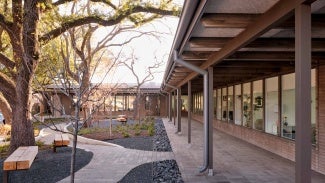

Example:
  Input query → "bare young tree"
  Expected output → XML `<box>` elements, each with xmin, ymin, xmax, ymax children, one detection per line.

<box><xmin>32</xmin><ymin>48</ymin><xmax>120</xmax><ymax>182</ymax></box>
<box><xmin>120</xmin><ymin>50</ymin><xmax>164</xmax><ymax>123</ymax></box>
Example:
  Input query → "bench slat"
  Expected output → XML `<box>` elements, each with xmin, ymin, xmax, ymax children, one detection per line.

<box><xmin>3</xmin><ymin>148</ymin><xmax>25</xmax><ymax>170</ymax></box>
<box><xmin>3</xmin><ymin>146</ymin><xmax>38</xmax><ymax>171</ymax></box>
<box><xmin>54</xmin><ymin>134</ymin><xmax>63</xmax><ymax>146</ymax></box>
<box><xmin>61</xmin><ymin>134</ymin><xmax>70</xmax><ymax>146</ymax></box>
<box><xmin>17</xmin><ymin>146</ymin><xmax>38</xmax><ymax>170</ymax></box>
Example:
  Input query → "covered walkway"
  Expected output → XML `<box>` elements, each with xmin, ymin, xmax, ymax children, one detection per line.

<box><xmin>163</xmin><ymin>118</ymin><xmax>325</xmax><ymax>183</ymax></box>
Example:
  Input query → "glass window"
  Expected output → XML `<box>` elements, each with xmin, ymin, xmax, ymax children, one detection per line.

<box><xmin>281</xmin><ymin>73</ymin><xmax>295</xmax><ymax>139</ymax></box>
<box><xmin>243</xmin><ymin>82</ymin><xmax>252</xmax><ymax>128</ymax></box>
<box><xmin>214</xmin><ymin>90</ymin><xmax>217</xmax><ymax>118</ymax></box>
<box><xmin>311</xmin><ymin>69</ymin><xmax>316</xmax><ymax>144</ymax></box>
<box><xmin>194</xmin><ymin>93</ymin><xmax>197</xmax><ymax>114</ymax></box>
<box><xmin>235</xmin><ymin>84</ymin><xmax>242</xmax><ymax>125</ymax></box>
<box><xmin>265</xmin><ymin>77</ymin><xmax>279</xmax><ymax>135</ymax></box>
<box><xmin>199</xmin><ymin>92</ymin><xmax>204</xmax><ymax>115</ymax></box>
<box><xmin>145</xmin><ymin>96</ymin><xmax>150</xmax><ymax>110</ymax></box>
<box><xmin>222</xmin><ymin>87</ymin><xmax>228</xmax><ymax>121</ymax></box>
<box><xmin>181</xmin><ymin>96</ymin><xmax>188</xmax><ymax>111</ymax></box>
<box><xmin>228</xmin><ymin>86</ymin><xmax>234</xmax><ymax>123</ymax></box>
<box><xmin>193</xmin><ymin>93</ymin><xmax>197</xmax><ymax>114</ymax></box>
<box><xmin>253</xmin><ymin>80</ymin><xmax>264</xmax><ymax>131</ymax></box>
<box><xmin>217</xmin><ymin>89</ymin><xmax>222</xmax><ymax>120</ymax></box>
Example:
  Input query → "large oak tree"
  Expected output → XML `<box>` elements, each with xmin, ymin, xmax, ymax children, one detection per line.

<box><xmin>0</xmin><ymin>0</ymin><xmax>180</xmax><ymax>152</ymax></box>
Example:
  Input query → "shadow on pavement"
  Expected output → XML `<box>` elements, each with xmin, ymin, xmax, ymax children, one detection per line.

<box><xmin>0</xmin><ymin>147</ymin><xmax>93</xmax><ymax>183</ymax></box>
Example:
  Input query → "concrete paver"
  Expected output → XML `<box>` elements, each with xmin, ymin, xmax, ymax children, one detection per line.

<box><xmin>35</xmin><ymin>118</ymin><xmax>325</xmax><ymax>183</ymax></box>
<box><xmin>36</xmin><ymin>123</ymin><xmax>175</xmax><ymax>182</ymax></box>
<box><xmin>164</xmin><ymin>117</ymin><xmax>325</xmax><ymax>183</ymax></box>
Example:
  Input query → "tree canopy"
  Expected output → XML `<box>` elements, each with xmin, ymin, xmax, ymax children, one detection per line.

<box><xmin>0</xmin><ymin>0</ymin><xmax>181</xmax><ymax>152</ymax></box>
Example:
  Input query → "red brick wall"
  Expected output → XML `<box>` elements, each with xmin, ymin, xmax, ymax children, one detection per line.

<box><xmin>159</xmin><ymin>95</ymin><xmax>168</xmax><ymax>117</ymax></box>
<box><xmin>192</xmin><ymin>114</ymin><xmax>321</xmax><ymax>174</ymax></box>
<box><xmin>191</xmin><ymin>66</ymin><xmax>325</xmax><ymax>175</ymax></box>
<box><xmin>318</xmin><ymin>65</ymin><xmax>325</xmax><ymax>173</ymax></box>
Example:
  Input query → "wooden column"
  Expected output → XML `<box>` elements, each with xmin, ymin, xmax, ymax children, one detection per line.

<box><xmin>188</xmin><ymin>80</ymin><xmax>192</xmax><ymax>144</ymax></box>
<box><xmin>295</xmin><ymin>4</ymin><xmax>311</xmax><ymax>183</ymax></box>
<box><xmin>174</xmin><ymin>91</ymin><xmax>176</xmax><ymax>126</ymax></box>
<box><xmin>177</xmin><ymin>87</ymin><xmax>182</xmax><ymax>133</ymax></box>
<box><xmin>208</xmin><ymin>67</ymin><xmax>214</xmax><ymax>175</ymax></box>
<box><xmin>170</xmin><ymin>93</ymin><xmax>172</xmax><ymax>120</ymax></box>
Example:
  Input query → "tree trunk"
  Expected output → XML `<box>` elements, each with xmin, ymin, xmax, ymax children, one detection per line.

<box><xmin>10</xmin><ymin>74</ymin><xmax>35</xmax><ymax>152</ymax></box>
<box><xmin>9</xmin><ymin>0</ymin><xmax>39</xmax><ymax>153</ymax></box>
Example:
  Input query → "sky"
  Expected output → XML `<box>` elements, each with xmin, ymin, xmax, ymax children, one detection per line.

<box><xmin>91</xmin><ymin>3</ymin><xmax>182</xmax><ymax>85</ymax></box>
<box><xmin>111</xmin><ymin>17</ymin><xmax>180</xmax><ymax>84</ymax></box>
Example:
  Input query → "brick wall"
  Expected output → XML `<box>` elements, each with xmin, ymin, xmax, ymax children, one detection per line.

<box><xmin>159</xmin><ymin>95</ymin><xmax>168</xmax><ymax>117</ymax></box>
<box><xmin>192</xmin><ymin>114</ymin><xmax>321</xmax><ymax>174</ymax></box>
<box><xmin>318</xmin><ymin>65</ymin><xmax>325</xmax><ymax>173</ymax></box>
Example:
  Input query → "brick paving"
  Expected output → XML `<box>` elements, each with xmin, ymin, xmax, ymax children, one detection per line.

<box><xmin>36</xmin><ymin>119</ymin><xmax>325</xmax><ymax>182</ymax></box>
<box><xmin>164</xmin><ymin>117</ymin><xmax>325</xmax><ymax>183</ymax></box>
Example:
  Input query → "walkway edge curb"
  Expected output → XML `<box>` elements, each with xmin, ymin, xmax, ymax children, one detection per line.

<box><xmin>63</xmin><ymin>123</ymin><xmax>124</xmax><ymax>148</ymax></box>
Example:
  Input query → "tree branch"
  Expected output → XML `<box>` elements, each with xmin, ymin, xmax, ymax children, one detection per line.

<box><xmin>60</xmin><ymin>35</ymin><xmax>79</xmax><ymax>81</ymax></box>
<box><xmin>52</xmin><ymin>0</ymin><xmax>117</xmax><ymax>9</ymax></box>
<box><xmin>0</xmin><ymin>72</ymin><xmax>16</xmax><ymax>104</ymax></box>
<box><xmin>0</xmin><ymin>13</ymin><xmax>14</xmax><ymax>38</ymax></box>
<box><xmin>39</xmin><ymin>5</ymin><xmax>179</xmax><ymax>44</ymax></box>
<box><xmin>0</xmin><ymin>53</ymin><xmax>15</xmax><ymax>69</ymax></box>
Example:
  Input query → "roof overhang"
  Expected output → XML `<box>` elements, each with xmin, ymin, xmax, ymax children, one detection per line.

<box><xmin>162</xmin><ymin>0</ymin><xmax>325</xmax><ymax>94</ymax></box>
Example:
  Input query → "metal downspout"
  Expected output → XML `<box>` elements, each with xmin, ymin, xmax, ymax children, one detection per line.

<box><xmin>163</xmin><ymin>0</ymin><xmax>208</xmax><ymax>90</ymax></box>
<box><xmin>173</xmin><ymin>50</ymin><xmax>212</xmax><ymax>174</ymax></box>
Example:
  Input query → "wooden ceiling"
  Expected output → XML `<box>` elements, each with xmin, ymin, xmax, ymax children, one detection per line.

<box><xmin>162</xmin><ymin>0</ymin><xmax>325</xmax><ymax>94</ymax></box>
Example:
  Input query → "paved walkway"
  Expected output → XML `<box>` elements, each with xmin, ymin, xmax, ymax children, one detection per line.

<box><xmin>36</xmin><ymin>119</ymin><xmax>325</xmax><ymax>182</ymax></box>
<box><xmin>37</xmin><ymin>123</ymin><xmax>174</xmax><ymax>182</ymax></box>
<box><xmin>164</xmin><ymin>117</ymin><xmax>325</xmax><ymax>183</ymax></box>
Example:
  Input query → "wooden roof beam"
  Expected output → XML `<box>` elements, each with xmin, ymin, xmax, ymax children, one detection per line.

<box><xmin>189</xmin><ymin>37</ymin><xmax>325</xmax><ymax>50</ymax></box>
<box><xmin>182</xmin><ymin>51</ymin><xmax>325</xmax><ymax>62</ymax></box>
<box><xmin>201</xmin><ymin>13</ymin><xmax>325</xmax><ymax>28</ymax></box>
<box><xmin>177</xmin><ymin>0</ymin><xmax>315</xmax><ymax>88</ymax></box>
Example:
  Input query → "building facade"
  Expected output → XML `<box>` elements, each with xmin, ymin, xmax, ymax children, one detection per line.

<box><xmin>161</xmin><ymin>0</ymin><xmax>325</xmax><ymax>181</ymax></box>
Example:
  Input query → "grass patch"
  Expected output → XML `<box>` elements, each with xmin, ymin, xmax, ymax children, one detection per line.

<box><xmin>78</xmin><ymin>127</ymin><xmax>108</xmax><ymax>135</ymax></box>
<box><xmin>79</xmin><ymin>118</ymin><xmax>155</xmax><ymax>139</ymax></box>
<box><xmin>33</xmin><ymin>117</ymin><xmax>66</xmax><ymax>126</ymax></box>
<box><xmin>0</xmin><ymin>144</ymin><xmax>9</xmax><ymax>158</ymax></box>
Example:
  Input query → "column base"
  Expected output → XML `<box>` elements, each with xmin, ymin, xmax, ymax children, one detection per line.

<box><xmin>208</xmin><ymin>169</ymin><xmax>214</xmax><ymax>176</ymax></box>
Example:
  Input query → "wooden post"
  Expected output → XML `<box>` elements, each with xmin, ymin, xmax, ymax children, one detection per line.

<box><xmin>188</xmin><ymin>80</ymin><xmax>192</xmax><ymax>144</ymax></box>
<box><xmin>295</xmin><ymin>4</ymin><xmax>311</xmax><ymax>183</ymax></box>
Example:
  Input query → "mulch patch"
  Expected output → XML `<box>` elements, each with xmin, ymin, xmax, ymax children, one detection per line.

<box><xmin>82</xmin><ymin>130</ymin><xmax>150</xmax><ymax>141</ymax></box>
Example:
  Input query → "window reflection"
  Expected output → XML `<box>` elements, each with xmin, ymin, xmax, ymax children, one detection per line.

<box><xmin>228</xmin><ymin>86</ymin><xmax>234</xmax><ymax>123</ymax></box>
<box><xmin>217</xmin><ymin>89</ymin><xmax>222</xmax><ymax>120</ymax></box>
<box><xmin>265</xmin><ymin>77</ymin><xmax>279</xmax><ymax>135</ymax></box>
<box><xmin>281</xmin><ymin>73</ymin><xmax>295</xmax><ymax>139</ymax></box>
<box><xmin>243</xmin><ymin>82</ymin><xmax>252</xmax><ymax>128</ymax></box>
<box><xmin>222</xmin><ymin>87</ymin><xmax>228</xmax><ymax>121</ymax></box>
<box><xmin>253</xmin><ymin>80</ymin><xmax>264</xmax><ymax>130</ymax></box>
<box><xmin>235</xmin><ymin>84</ymin><xmax>242</xmax><ymax>125</ymax></box>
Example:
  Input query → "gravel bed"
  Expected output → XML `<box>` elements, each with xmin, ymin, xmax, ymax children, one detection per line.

<box><xmin>118</xmin><ymin>118</ymin><xmax>183</xmax><ymax>182</ymax></box>
<box><xmin>118</xmin><ymin>162</ymin><xmax>152</xmax><ymax>183</ymax></box>
<box><xmin>119</xmin><ymin>160</ymin><xmax>183</xmax><ymax>183</ymax></box>
<box><xmin>153</xmin><ymin>160</ymin><xmax>184</xmax><ymax>183</ymax></box>
<box><xmin>153</xmin><ymin>118</ymin><xmax>172</xmax><ymax>152</ymax></box>
<box><xmin>0</xmin><ymin>147</ymin><xmax>93</xmax><ymax>183</ymax></box>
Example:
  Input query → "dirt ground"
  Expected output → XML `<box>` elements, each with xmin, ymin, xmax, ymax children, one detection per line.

<box><xmin>82</xmin><ymin>130</ymin><xmax>150</xmax><ymax>141</ymax></box>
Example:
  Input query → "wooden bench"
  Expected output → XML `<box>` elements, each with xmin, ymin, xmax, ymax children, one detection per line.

<box><xmin>3</xmin><ymin>146</ymin><xmax>38</xmax><ymax>183</ymax></box>
<box><xmin>53</xmin><ymin>134</ymin><xmax>70</xmax><ymax>152</ymax></box>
